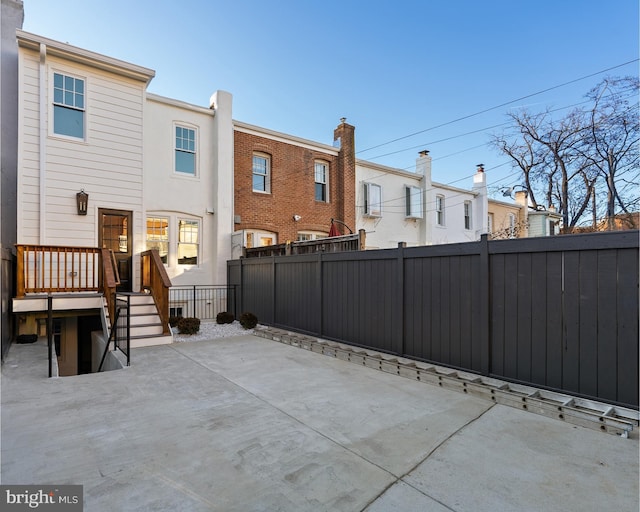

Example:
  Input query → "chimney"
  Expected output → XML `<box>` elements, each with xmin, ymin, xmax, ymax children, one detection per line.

<box><xmin>472</xmin><ymin>163</ymin><xmax>488</xmax><ymax>238</ymax></box>
<box><xmin>333</xmin><ymin>119</ymin><xmax>356</xmax><ymax>234</ymax></box>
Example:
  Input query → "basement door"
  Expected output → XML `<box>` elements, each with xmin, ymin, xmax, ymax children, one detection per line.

<box><xmin>99</xmin><ymin>209</ymin><xmax>132</xmax><ymax>292</ymax></box>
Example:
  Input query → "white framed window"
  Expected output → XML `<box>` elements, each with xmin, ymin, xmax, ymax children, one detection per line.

<box><xmin>435</xmin><ymin>195</ymin><xmax>445</xmax><ymax>225</ymax></box>
<box><xmin>297</xmin><ymin>231</ymin><xmax>327</xmax><ymax>241</ymax></box>
<box><xmin>405</xmin><ymin>186</ymin><xmax>423</xmax><ymax>218</ymax></box>
<box><xmin>464</xmin><ymin>201</ymin><xmax>472</xmax><ymax>230</ymax></box>
<box><xmin>315</xmin><ymin>161</ymin><xmax>328</xmax><ymax>202</ymax></box>
<box><xmin>253</xmin><ymin>153</ymin><xmax>271</xmax><ymax>193</ymax></box>
<box><xmin>53</xmin><ymin>72</ymin><xmax>85</xmax><ymax>139</ymax></box>
<box><xmin>363</xmin><ymin>182</ymin><xmax>382</xmax><ymax>217</ymax></box>
<box><xmin>178</xmin><ymin>219</ymin><xmax>199</xmax><ymax>265</ymax></box>
<box><xmin>146</xmin><ymin>217</ymin><xmax>169</xmax><ymax>264</ymax></box>
<box><xmin>175</xmin><ymin>125</ymin><xmax>196</xmax><ymax>175</ymax></box>
<box><xmin>488</xmin><ymin>213</ymin><xmax>494</xmax><ymax>235</ymax></box>
<box><xmin>508</xmin><ymin>213</ymin><xmax>517</xmax><ymax>238</ymax></box>
<box><xmin>245</xmin><ymin>230</ymin><xmax>276</xmax><ymax>248</ymax></box>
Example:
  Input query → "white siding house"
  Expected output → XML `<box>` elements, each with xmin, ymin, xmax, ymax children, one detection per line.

<box><xmin>356</xmin><ymin>152</ymin><xmax>489</xmax><ymax>248</ymax></box>
<box><xmin>356</xmin><ymin>158</ymin><xmax>427</xmax><ymax>249</ymax></box>
<box><xmin>17</xmin><ymin>30</ymin><xmax>155</xmax><ymax>289</ymax></box>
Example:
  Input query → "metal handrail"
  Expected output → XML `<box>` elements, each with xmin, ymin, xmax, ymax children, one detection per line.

<box><xmin>99</xmin><ymin>294</ymin><xmax>131</xmax><ymax>371</ymax></box>
<box><xmin>98</xmin><ymin>307</ymin><xmax>121</xmax><ymax>372</ymax></box>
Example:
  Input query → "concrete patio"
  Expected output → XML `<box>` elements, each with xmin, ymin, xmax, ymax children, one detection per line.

<box><xmin>1</xmin><ymin>334</ymin><xmax>638</xmax><ymax>511</ymax></box>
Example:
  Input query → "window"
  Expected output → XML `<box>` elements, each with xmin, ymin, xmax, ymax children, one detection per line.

<box><xmin>178</xmin><ymin>219</ymin><xmax>199</xmax><ymax>265</ymax></box>
<box><xmin>297</xmin><ymin>232</ymin><xmax>327</xmax><ymax>241</ymax></box>
<box><xmin>363</xmin><ymin>182</ymin><xmax>382</xmax><ymax>217</ymax></box>
<box><xmin>175</xmin><ymin>126</ymin><xmax>196</xmax><ymax>175</ymax></box>
<box><xmin>170</xmin><ymin>306</ymin><xmax>184</xmax><ymax>317</ymax></box>
<box><xmin>508</xmin><ymin>213</ymin><xmax>517</xmax><ymax>238</ymax></box>
<box><xmin>405</xmin><ymin>186</ymin><xmax>423</xmax><ymax>218</ymax></box>
<box><xmin>315</xmin><ymin>162</ymin><xmax>328</xmax><ymax>202</ymax></box>
<box><xmin>245</xmin><ymin>230</ymin><xmax>276</xmax><ymax>248</ymax></box>
<box><xmin>435</xmin><ymin>195</ymin><xmax>445</xmax><ymax>225</ymax></box>
<box><xmin>53</xmin><ymin>72</ymin><xmax>84</xmax><ymax>138</ymax></box>
<box><xmin>464</xmin><ymin>201</ymin><xmax>472</xmax><ymax>230</ymax></box>
<box><xmin>252</xmin><ymin>153</ymin><xmax>270</xmax><ymax>193</ymax></box>
<box><xmin>488</xmin><ymin>213</ymin><xmax>494</xmax><ymax>234</ymax></box>
<box><xmin>146</xmin><ymin>217</ymin><xmax>169</xmax><ymax>264</ymax></box>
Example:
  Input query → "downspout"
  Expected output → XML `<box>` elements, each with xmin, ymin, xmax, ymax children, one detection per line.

<box><xmin>39</xmin><ymin>43</ymin><xmax>46</xmax><ymax>244</ymax></box>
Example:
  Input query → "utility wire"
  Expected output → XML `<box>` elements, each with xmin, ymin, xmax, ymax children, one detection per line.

<box><xmin>356</xmin><ymin>59</ymin><xmax>639</xmax><ymax>154</ymax></box>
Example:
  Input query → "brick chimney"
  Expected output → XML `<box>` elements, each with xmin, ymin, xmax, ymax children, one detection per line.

<box><xmin>333</xmin><ymin>118</ymin><xmax>356</xmax><ymax>233</ymax></box>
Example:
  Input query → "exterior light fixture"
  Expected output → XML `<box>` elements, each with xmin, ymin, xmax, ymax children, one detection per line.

<box><xmin>76</xmin><ymin>189</ymin><xmax>88</xmax><ymax>215</ymax></box>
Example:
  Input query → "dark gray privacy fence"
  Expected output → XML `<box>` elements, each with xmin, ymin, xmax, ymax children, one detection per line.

<box><xmin>228</xmin><ymin>231</ymin><xmax>639</xmax><ymax>408</ymax></box>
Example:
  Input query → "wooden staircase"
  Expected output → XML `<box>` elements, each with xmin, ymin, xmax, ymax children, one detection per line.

<box><xmin>106</xmin><ymin>293</ymin><xmax>173</xmax><ymax>348</ymax></box>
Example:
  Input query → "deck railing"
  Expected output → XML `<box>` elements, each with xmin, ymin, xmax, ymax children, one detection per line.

<box><xmin>16</xmin><ymin>245</ymin><xmax>101</xmax><ymax>296</ymax></box>
<box><xmin>244</xmin><ymin>230</ymin><xmax>366</xmax><ymax>258</ymax></box>
<box><xmin>141</xmin><ymin>249</ymin><xmax>172</xmax><ymax>334</ymax></box>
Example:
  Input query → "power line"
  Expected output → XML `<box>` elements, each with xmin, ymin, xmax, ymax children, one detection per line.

<box><xmin>356</xmin><ymin>59</ymin><xmax>639</xmax><ymax>154</ymax></box>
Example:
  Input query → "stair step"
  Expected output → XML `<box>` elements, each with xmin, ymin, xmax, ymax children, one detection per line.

<box><xmin>130</xmin><ymin>333</ymin><xmax>173</xmax><ymax>348</ymax></box>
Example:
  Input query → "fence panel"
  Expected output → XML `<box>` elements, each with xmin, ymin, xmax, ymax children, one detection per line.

<box><xmin>274</xmin><ymin>256</ymin><xmax>320</xmax><ymax>334</ymax></box>
<box><xmin>404</xmin><ymin>251</ymin><xmax>483</xmax><ymax>372</ymax></box>
<box><xmin>229</xmin><ymin>231</ymin><xmax>639</xmax><ymax>407</ymax></box>
<box><xmin>322</xmin><ymin>252</ymin><xmax>400</xmax><ymax>353</ymax></box>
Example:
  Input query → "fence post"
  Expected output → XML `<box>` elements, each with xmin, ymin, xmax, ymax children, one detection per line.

<box><xmin>47</xmin><ymin>294</ymin><xmax>53</xmax><ymax>378</ymax></box>
<box><xmin>317</xmin><ymin>252</ymin><xmax>323</xmax><ymax>338</ymax></box>
<box><xmin>479</xmin><ymin>234</ymin><xmax>491</xmax><ymax>376</ymax></box>
<box><xmin>394</xmin><ymin>242</ymin><xmax>406</xmax><ymax>356</ymax></box>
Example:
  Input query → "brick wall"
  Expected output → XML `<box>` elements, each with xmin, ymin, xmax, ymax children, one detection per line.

<box><xmin>234</xmin><ymin>122</ymin><xmax>356</xmax><ymax>243</ymax></box>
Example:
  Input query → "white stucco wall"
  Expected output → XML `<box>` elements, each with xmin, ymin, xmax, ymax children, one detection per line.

<box><xmin>144</xmin><ymin>91</ymin><xmax>233</xmax><ymax>286</ymax></box>
<box><xmin>427</xmin><ymin>183</ymin><xmax>478</xmax><ymax>245</ymax></box>
<box><xmin>356</xmin><ymin>153</ymin><xmax>488</xmax><ymax>249</ymax></box>
<box><xmin>355</xmin><ymin>160</ymin><xmax>425</xmax><ymax>249</ymax></box>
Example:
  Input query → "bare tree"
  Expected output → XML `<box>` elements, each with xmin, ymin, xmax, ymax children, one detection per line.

<box><xmin>492</xmin><ymin>108</ymin><xmax>595</xmax><ymax>229</ymax></box>
<box><xmin>492</xmin><ymin>76</ymin><xmax>638</xmax><ymax>231</ymax></box>
<box><xmin>583</xmin><ymin>77</ymin><xmax>640</xmax><ymax>229</ymax></box>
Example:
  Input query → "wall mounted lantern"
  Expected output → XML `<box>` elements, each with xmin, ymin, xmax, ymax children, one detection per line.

<box><xmin>76</xmin><ymin>189</ymin><xmax>88</xmax><ymax>215</ymax></box>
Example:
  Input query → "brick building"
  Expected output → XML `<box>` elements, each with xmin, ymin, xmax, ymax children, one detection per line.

<box><xmin>232</xmin><ymin>119</ymin><xmax>355</xmax><ymax>256</ymax></box>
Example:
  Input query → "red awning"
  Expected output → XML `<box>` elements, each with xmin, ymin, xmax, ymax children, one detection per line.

<box><xmin>328</xmin><ymin>220</ymin><xmax>340</xmax><ymax>237</ymax></box>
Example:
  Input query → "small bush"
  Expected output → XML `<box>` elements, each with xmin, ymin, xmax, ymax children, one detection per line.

<box><xmin>177</xmin><ymin>317</ymin><xmax>200</xmax><ymax>335</ymax></box>
<box><xmin>216</xmin><ymin>311</ymin><xmax>235</xmax><ymax>324</ymax></box>
<box><xmin>239</xmin><ymin>312</ymin><xmax>258</xmax><ymax>329</ymax></box>
<box><xmin>169</xmin><ymin>315</ymin><xmax>181</xmax><ymax>327</ymax></box>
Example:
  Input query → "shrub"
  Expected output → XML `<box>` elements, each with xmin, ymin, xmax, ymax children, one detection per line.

<box><xmin>239</xmin><ymin>312</ymin><xmax>258</xmax><ymax>329</ymax></box>
<box><xmin>169</xmin><ymin>316</ymin><xmax>181</xmax><ymax>327</ymax></box>
<box><xmin>216</xmin><ymin>311</ymin><xmax>235</xmax><ymax>324</ymax></box>
<box><xmin>177</xmin><ymin>317</ymin><xmax>200</xmax><ymax>335</ymax></box>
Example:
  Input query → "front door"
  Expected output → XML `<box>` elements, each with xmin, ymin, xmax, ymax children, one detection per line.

<box><xmin>99</xmin><ymin>209</ymin><xmax>132</xmax><ymax>292</ymax></box>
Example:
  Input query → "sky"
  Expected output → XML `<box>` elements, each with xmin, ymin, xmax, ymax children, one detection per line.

<box><xmin>20</xmin><ymin>0</ymin><xmax>639</xmax><ymax>197</ymax></box>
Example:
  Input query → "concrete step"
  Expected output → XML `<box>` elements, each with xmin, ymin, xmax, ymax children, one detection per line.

<box><xmin>129</xmin><ymin>333</ymin><xmax>173</xmax><ymax>348</ymax></box>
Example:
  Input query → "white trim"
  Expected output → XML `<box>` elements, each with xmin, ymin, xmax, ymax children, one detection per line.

<box><xmin>252</xmin><ymin>152</ymin><xmax>271</xmax><ymax>193</ymax></box>
<box><xmin>363</xmin><ymin>182</ymin><xmax>382</xmax><ymax>217</ymax></box>
<box><xmin>39</xmin><ymin>43</ymin><xmax>46</xmax><ymax>244</ymax></box>
<box><xmin>173</xmin><ymin>122</ymin><xmax>198</xmax><ymax>177</ymax></box>
<box><xmin>314</xmin><ymin>160</ymin><xmax>329</xmax><ymax>202</ymax></box>
<box><xmin>17</xmin><ymin>30</ymin><xmax>155</xmax><ymax>84</ymax></box>
<box><xmin>234</xmin><ymin>120</ymin><xmax>339</xmax><ymax>155</ymax></box>
<box><xmin>147</xmin><ymin>93</ymin><xmax>215</xmax><ymax>116</ymax></box>
<box><xmin>406</xmin><ymin>185</ymin><xmax>424</xmax><ymax>219</ymax></box>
